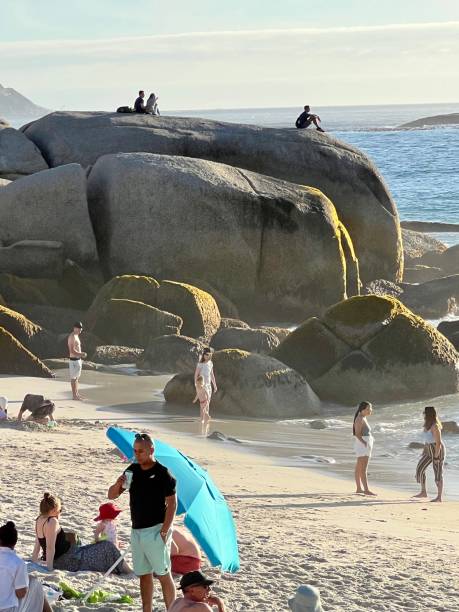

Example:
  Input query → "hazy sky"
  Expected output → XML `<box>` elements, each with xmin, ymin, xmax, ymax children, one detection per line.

<box><xmin>1</xmin><ymin>0</ymin><xmax>459</xmax><ymax>110</ymax></box>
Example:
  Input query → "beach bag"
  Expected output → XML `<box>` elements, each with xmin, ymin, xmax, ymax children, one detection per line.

<box><xmin>116</xmin><ymin>106</ymin><xmax>134</xmax><ymax>113</ymax></box>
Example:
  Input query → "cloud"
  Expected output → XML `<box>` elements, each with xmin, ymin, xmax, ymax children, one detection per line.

<box><xmin>2</xmin><ymin>21</ymin><xmax>459</xmax><ymax>109</ymax></box>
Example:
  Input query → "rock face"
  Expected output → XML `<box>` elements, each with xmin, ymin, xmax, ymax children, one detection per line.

<box><xmin>211</xmin><ymin>326</ymin><xmax>279</xmax><ymax>354</ymax></box>
<box><xmin>400</xmin><ymin>113</ymin><xmax>459</xmax><ymax>128</ymax></box>
<box><xmin>87</xmin><ymin>153</ymin><xmax>357</xmax><ymax>319</ymax></box>
<box><xmin>9</xmin><ymin>304</ymin><xmax>85</xmax><ymax>334</ymax></box>
<box><xmin>139</xmin><ymin>335</ymin><xmax>205</xmax><ymax>373</ymax></box>
<box><xmin>24</xmin><ymin>112</ymin><xmax>402</xmax><ymax>283</ymax></box>
<box><xmin>0</xmin><ymin>126</ymin><xmax>48</xmax><ymax>180</ymax></box>
<box><xmin>157</xmin><ymin>281</ymin><xmax>220</xmax><ymax>340</ymax></box>
<box><xmin>93</xmin><ymin>345</ymin><xmax>143</xmax><ymax>365</ymax></box>
<box><xmin>0</xmin><ymin>240</ymin><xmax>64</xmax><ymax>279</ymax></box>
<box><xmin>402</xmin><ymin>229</ymin><xmax>446</xmax><ymax>264</ymax></box>
<box><xmin>437</xmin><ymin>320</ymin><xmax>459</xmax><ymax>350</ymax></box>
<box><xmin>91</xmin><ymin>298</ymin><xmax>182</xmax><ymax>348</ymax></box>
<box><xmin>0</xmin><ymin>304</ymin><xmax>56</xmax><ymax>358</ymax></box>
<box><xmin>272</xmin><ymin>295</ymin><xmax>459</xmax><ymax>404</ymax></box>
<box><xmin>0</xmin><ymin>164</ymin><xmax>97</xmax><ymax>265</ymax></box>
<box><xmin>164</xmin><ymin>349</ymin><xmax>321</xmax><ymax>418</ymax></box>
<box><xmin>0</xmin><ymin>327</ymin><xmax>53</xmax><ymax>378</ymax></box>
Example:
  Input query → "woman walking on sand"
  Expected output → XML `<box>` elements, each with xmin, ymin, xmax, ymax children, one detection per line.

<box><xmin>194</xmin><ymin>348</ymin><xmax>217</xmax><ymax>423</ymax></box>
<box><xmin>413</xmin><ymin>406</ymin><xmax>445</xmax><ymax>502</ymax></box>
<box><xmin>353</xmin><ymin>401</ymin><xmax>376</xmax><ymax>496</ymax></box>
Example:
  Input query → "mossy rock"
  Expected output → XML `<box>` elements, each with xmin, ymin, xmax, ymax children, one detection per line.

<box><xmin>164</xmin><ymin>349</ymin><xmax>321</xmax><ymax>418</ymax></box>
<box><xmin>259</xmin><ymin>326</ymin><xmax>291</xmax><ymax>343</ymax></box>
<box><xmin>0</xmin><ymin>327</ymin><xmax>54</xmax><ymax>378</ymax></box>
<box><xmin>140</xmin><ymin>335</ymin><xmax>205</xmax><ymax>373</ymax></box>
<box><xmin>86</xmin><ymin>275</ymin><xmax>160</xmax><ymax>329</ymax></box>
<box><xmin>273</xmin><ymin>295</ymin><xmax>459</xmax><ymax>404</ymax></box>
<box><xmin>0</xmin><ymin>293</ymin><xmax>6</xmax><ymax>306</ymax></box>
<box><xmin>211</xmin><ymin>326</ymin><xmax>279</xmax><ymax>354</ymax></box>
<box><xmin>59</xmin><ymin>260</ymin><xmax>101</xmax><ymax>310</ymax></box>
<box><xmin>183</xmin><ymin>278</ymin><xmax>240</xmax><ymax>319</ymax></box>
<box><xmin>219</xmin><ymin>318</ymin><xmax>249</xmax><ymax>330</ymax></box>
<box><xmin>0</xmin><ymin>305</ymin><xmax>57</xmax><ymax>358</ymax></box>
<box><xmin>92</xmin><ymin>298</ymin><xmax>182</xmax><ymax>348</ymax></box>
<box><xmin>0</xmin><ymin>273</ymin><xmax>76</xmax><ymax>308</ymax></box>
<box><xmin>157</xmin><ymin>281</ymin><xmax>220</xmax><ymax>340</ymax></box>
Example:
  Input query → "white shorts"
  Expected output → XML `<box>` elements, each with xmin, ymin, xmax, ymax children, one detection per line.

<box><xmin>69</xmin><ymin>359</ymin><xmax>82</xmax><ymax>380</ymax></box>
<box><xmin>354</xmin><ymin>435</ymin><xmax>374</xmax><ymax>458</ymax></box>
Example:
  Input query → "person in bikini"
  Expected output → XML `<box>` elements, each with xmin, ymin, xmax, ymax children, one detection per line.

<box><xmin>67</xmin><ymin>322</ymin><xmax>87</xmax><ymax>401</ymax></box>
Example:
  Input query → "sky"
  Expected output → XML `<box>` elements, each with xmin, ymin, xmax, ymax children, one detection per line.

<box><xmin>1</xmin><ymin>0</ymin><xmax>459</xmax><ymax>111</ymax></box>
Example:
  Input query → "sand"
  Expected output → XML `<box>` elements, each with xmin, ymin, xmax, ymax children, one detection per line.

<box><xmin>0</xmin><ymin>374</ymin><xmax>458</xmax><ymax>612</ymax></box>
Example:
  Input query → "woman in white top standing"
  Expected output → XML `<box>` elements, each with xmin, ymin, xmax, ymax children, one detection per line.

<box><xmin>414</xmin><ymin>406</ymin><xmax>445</xmax><ymax>502</ymax></box>
<box><xmin>194</xmin><ymin>348</ymin><xmax>217</xmax><ymax>405</ymax></box>
<box><xmin>353</xmin><ymin>401</ymin><xmax>376</xmax><ymax>496</ymax></box>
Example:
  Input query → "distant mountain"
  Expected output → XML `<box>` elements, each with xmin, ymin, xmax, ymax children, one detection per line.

<box><xmin>400</xmin><ymin>113</ymin><xmax>459</xmax><ymax>128</ymax></box>
<box><xmin>0</xmin><ymin>83</ymin><xmax>50</xmax><ymax>121</ymax></box>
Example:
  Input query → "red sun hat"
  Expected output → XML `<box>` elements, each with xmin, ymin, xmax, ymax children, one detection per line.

<box><xmin>94</xmin><ymin>502</ymin><xmax>122</xmax><ymax>521</ymax></box>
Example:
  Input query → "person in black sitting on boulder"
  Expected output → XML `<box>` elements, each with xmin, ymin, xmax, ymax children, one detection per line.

<box><xmin>295</xmin><ymin>105</ymin><xmax>325</xmax><ymax>132</ymax></box>
<box><xmin>134</xmin><ymin>90</ymin><xmax>147</xmax><ymax>113</ymax></box>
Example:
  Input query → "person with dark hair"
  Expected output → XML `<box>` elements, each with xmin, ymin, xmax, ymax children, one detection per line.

<box><xmin>169</xmin><ymin>571</ymin><xmax>226</xmax><ymax>611</ymax></box>
<box><xmin>295</xmin><ymin>105</ymin><xmax>325</xmax><ymax>132</ymax></box>
<box><xmin>353</xmin><ymin>401</ymin><xmax>376</xmax><ymax>496</ymax></box>
<box><xmin>194</xmin><ymin>349</ymin><xmax>217</xmax><ymax>413</ymax></box>
<box><xmin>145</xmin><ymin>93</ymin><xmax>160</xmax><ymax>116</ymax></box>
<box><xmin>414</xmin><ymin>407</ymin><xmax>445</xmax><ymax>502</ymax></box>
<box><xmin>0</xmin><ymin>521</ymin><xmax>51</xmax><ymax>612</ymax></box>
<box><xmin>31</xmin><ymin>492</ymin><xmax>126</xmax><ymax>573</ymax></box>
<box><xmin>108</xmin><ymin>433</ymin><xmax>177</xmax><ymax>612</ymax></box>
<box><xmin>17</xmin><ymin>395</ymin><xmax>55</xmax><ymax>425</ymax></box>
<box><xmin>67</xmin><ymin>322</ymin><xmax>86</xmax><ymax>401</ymax></box>
<box><xmin>134</xmin><ymin>91</ymin><xmax>147</xmax><ymax>113</ymax></box>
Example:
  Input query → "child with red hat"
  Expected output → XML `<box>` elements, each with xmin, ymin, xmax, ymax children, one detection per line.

<box><xmin>94</xmin><ymin>502</ymin><xmax>122</xmax><ymax>548</ymax></box>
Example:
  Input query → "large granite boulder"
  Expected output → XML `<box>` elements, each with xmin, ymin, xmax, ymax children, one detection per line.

<box><xmin>24</xmin><ymin>112</ymin><xmax>402</xmax><ymax>283</ymax></box>
<box><xmin>0</xmin><ymin>126</ymin><xmax>48</xmax><ymax>180</ymax></box>
<box><xmin>0</xmin><ymin>305</ymin><xmax>56</xmax><ymax>359</ymax></box>
<box><xmin>0</xmin><ymin>240</ymin><xmax>64</xmax><ymax>279</ymax></box>
<box><xmin>402</xmin><ymin>229</ymin><xmax>446</xmax><ymax>264</ymax></box>
<box><xmin>93</xmin><ymin>345</ymin><xmax>143</xmax><ymax>365</ymax></box>
<box><xmin>211</xmin><ymin>326</ymin><xmax>279</xmax><ymax>354</ymax></box>
<box><xmin>272</xmin><ymin>295</ymin><xmax>459</xmax><ymax>404</ymax></box>
<box><xmin>437</xmin><ymin>320</ymin><xmax>459</xmax><ymax>351</ymax></box>
<box><xmin>86</xmin><ymin>275</ymin><xmax>160</xmax><ymax>329</ymax></box>
<box><xmin>164</xmin><ymin>349</ymin><xmax>321</xmax><ymax>418</ymax></box>
<box><xmin>0</xmin><ymin>327</ymin><xmax>53</xmax><ymax>377</ymax></box>
<box><xmin>157</xmin><ymin>281</ymin><xmax>220</xmax><ymax>341</ymax></box>
<box><xmin>0</xmin><ymin>164</ymin><xmax>97</xmax><ymax>265</ymax></box>
<box><xmin>182</xmin><ymin>278</ymin><xmax>240</xmax><ymax>319</ymax></box>
<box><xmin>91</xmin><ymin>298</ymin><xmax>182</xmax><ymax>348</ymax></box>
<box><xmin>87</xmin><ymin>153</ymin><xmax>357</xmax><ymax>319</ymax></box>
<box><xmin>139</xmin><ymin>335</ymin><xmax>205</xmax><ymax>373</ymax></box>
<box><xmin>9</xmin><ymin>304</ymin><xmax>85</xmax><ymax>334</ymax></box>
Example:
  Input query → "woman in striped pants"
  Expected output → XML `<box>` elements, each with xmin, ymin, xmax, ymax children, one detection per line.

<box><xmin>414</xmin><ymin>406</ymin><xmax>445</xmax><ymax>502</ymax></box>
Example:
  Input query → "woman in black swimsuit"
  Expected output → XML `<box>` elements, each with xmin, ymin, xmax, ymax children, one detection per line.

<box><xmin>32</xmin><ymin>492</ymin><xmax>128</xmax><ymax>573</ymax></box>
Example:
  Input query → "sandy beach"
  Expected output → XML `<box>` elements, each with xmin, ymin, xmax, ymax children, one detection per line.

<box><xmin>0</xmin><ymin>373</ymin><xmax>458</xmax><ymax>612</ymax></box>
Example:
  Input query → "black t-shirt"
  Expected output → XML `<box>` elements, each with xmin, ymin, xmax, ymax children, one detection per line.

<box><xmin>126</xmin><ymin>462</ymin><xmax>176</xmax><ymax>529</ymax></box>
<box><xmin>295</xmin><ymin>111</ymin><xmax>312</xmax><ymax>128</ymax></box>
<box><xmin>134</xmin><ymin>96</ymin><xmax>145</xmax><ymax>113</ymax></box>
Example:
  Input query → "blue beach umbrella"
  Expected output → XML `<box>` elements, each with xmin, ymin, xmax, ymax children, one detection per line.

<box><xmin>106</xmin><ymin>426</ymin><xmax>240</xmax><ymax>573</ymax></box>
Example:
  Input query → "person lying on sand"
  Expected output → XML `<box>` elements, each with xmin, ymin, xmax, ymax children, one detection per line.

<box><xmin>0</xmin><ymin>520</ymin><xmax>52</xmax><ymax>612</ymax></box>
<box><xmin>17</xmin><ymin>394</ymin><xmax>55</xmax><ymax>425</ymax></box>
<box><xmin>169</xmin><ymin>571</ymin><xmax>226</xmax><ymax>612</ymax></box>
<box><xmin>171</xmin><ymin>527</ymin><xmax>202</xmax><ymax>575</ymax></box>
<box><xmin>295</xmin><ymin>105</ymin><xmax>325</xmax><ymax>132</ymax></box>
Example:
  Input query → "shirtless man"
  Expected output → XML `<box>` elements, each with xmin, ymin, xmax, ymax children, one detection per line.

<box><xmin>171</xmin><ymin>527</ymin><xmax>202</xmax><ymax>575</ymax></box>
<box><xmin>67</xmin><ymin>322</ymin><xmax>87</xmax><ymax>400</ymax></box>
<box><xmin>169</xmin><ymin>571</ymin><xmax>226</xmax><ymax>612</ymax></box>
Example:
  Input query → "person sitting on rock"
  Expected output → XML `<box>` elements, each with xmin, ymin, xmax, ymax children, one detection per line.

<box><xmin>145</xmin><ymin>93</ymin><xmax>160</xmax><ymax>116</ymax></box>
<box><xmin>17</xmin><ymin>394</ymin><xmax>55</xmax><ymax>425</ymax></box>
<box><xmin>295</xmin><ymin>105</ymin><xmax>325</xmax><ymax>132</ymax></box>
<box><xmin>169</xmin><ymin>571</ymin><xmax>226</xmax><ymax>611</ymax></box>
<box><xmin>134</xmin><ymin>90</ymin><xmax>147</xmax><ymax>113</ymax></box>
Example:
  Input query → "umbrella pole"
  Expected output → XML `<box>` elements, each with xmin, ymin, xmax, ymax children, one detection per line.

<box><xmin>81</xmin><ymin>545</ymin><xmax>131</xmax><ymax>603</ymax></box>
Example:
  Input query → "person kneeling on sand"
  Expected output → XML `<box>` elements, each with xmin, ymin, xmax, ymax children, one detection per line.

<box><xmin>170</xmin><ymin>527</ymin><xmax>202</xmax><ymax>575</ymax></box>
<box><xmin>169</xmin><ymin>571</ymin><xmax>226</xmax><ymax>612</ymax></box>
<box><xmin>295</xmin><ymin>105</ymin><xmax>325</xmax><ymax>132</ymax></box>
<box><xmin>288</xmin><ymin>585</ymin><xmax>324</xmax><ymax>612</ymax></box>
<box><xmin>17</xmin><ymin>394</ymin><xmax>55</xmax><ymax>425</ymax></box>
<box><xmin>0</xmin><ymin>520</ymin><xmax>52</xmax><ymax>612</ymax></box>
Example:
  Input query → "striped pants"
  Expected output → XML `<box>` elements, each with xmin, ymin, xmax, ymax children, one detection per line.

<box><xmin>416</xmin><ymin>443</ymin><xmax>445</xmax><ymax>485</ymax></box>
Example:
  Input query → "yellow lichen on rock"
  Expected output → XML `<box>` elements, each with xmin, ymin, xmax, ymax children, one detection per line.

<box><xmin>0</xmin><ymin>326</ymin><xmax>53</xmax><ymax>378</ymax></box>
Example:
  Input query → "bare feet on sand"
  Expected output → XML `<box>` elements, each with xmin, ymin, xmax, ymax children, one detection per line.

<box><xmin>72</xmin><ymin>395</ymin><xmax>84</xmax><ymax>401</ymax></box>
<box><xmin>363</xmin><ymin>490</ymin><xmax>377</xmax><ymax>496</ymax></box>
<box><xmin>430</xmin><ymin>497</ymin><xmax>443</xmax><ymax>503</ymax></box>
<box><xmin>355</xmin><ymin>489</ymin><xmax>365</xmax><ymax>494</ymax></box>
<box><xmin>412</xmin><ymin>492</ymin><xmax>428</xmax><ymax>499</ymax></box>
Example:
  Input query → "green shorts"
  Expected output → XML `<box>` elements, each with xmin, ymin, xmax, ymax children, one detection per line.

<box><xmin>131</xmin><ymin>525</ymin><xmax>172</xmax><ymax>576</ymax></box>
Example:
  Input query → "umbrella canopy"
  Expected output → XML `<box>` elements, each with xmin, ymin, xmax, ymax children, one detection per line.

<box><xmin>106</xmin><ymin>426</ymin><xmax>240</xmax><ymax>573</ymax></box>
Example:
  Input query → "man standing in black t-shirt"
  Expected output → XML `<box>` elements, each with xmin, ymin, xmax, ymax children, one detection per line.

<box><xmin>134</xmin><ymin>90</ymin><xmax>147</xmax><ymax>113</ymax></box>
<box><xmin>108</xmin><ymin>433</ymin><xmax>177</xmax><ymax>612</ymax></box>
<box><xmin>295</xmin><ymin>105</ymin><xmax>325</xmax><ymax>132</ymax></box>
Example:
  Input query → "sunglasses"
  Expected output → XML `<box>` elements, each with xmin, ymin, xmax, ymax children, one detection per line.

<box><xmin>135</xmin><ymin>433</ymin><xmax>153</xmax><ymax>444</ymax></box>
